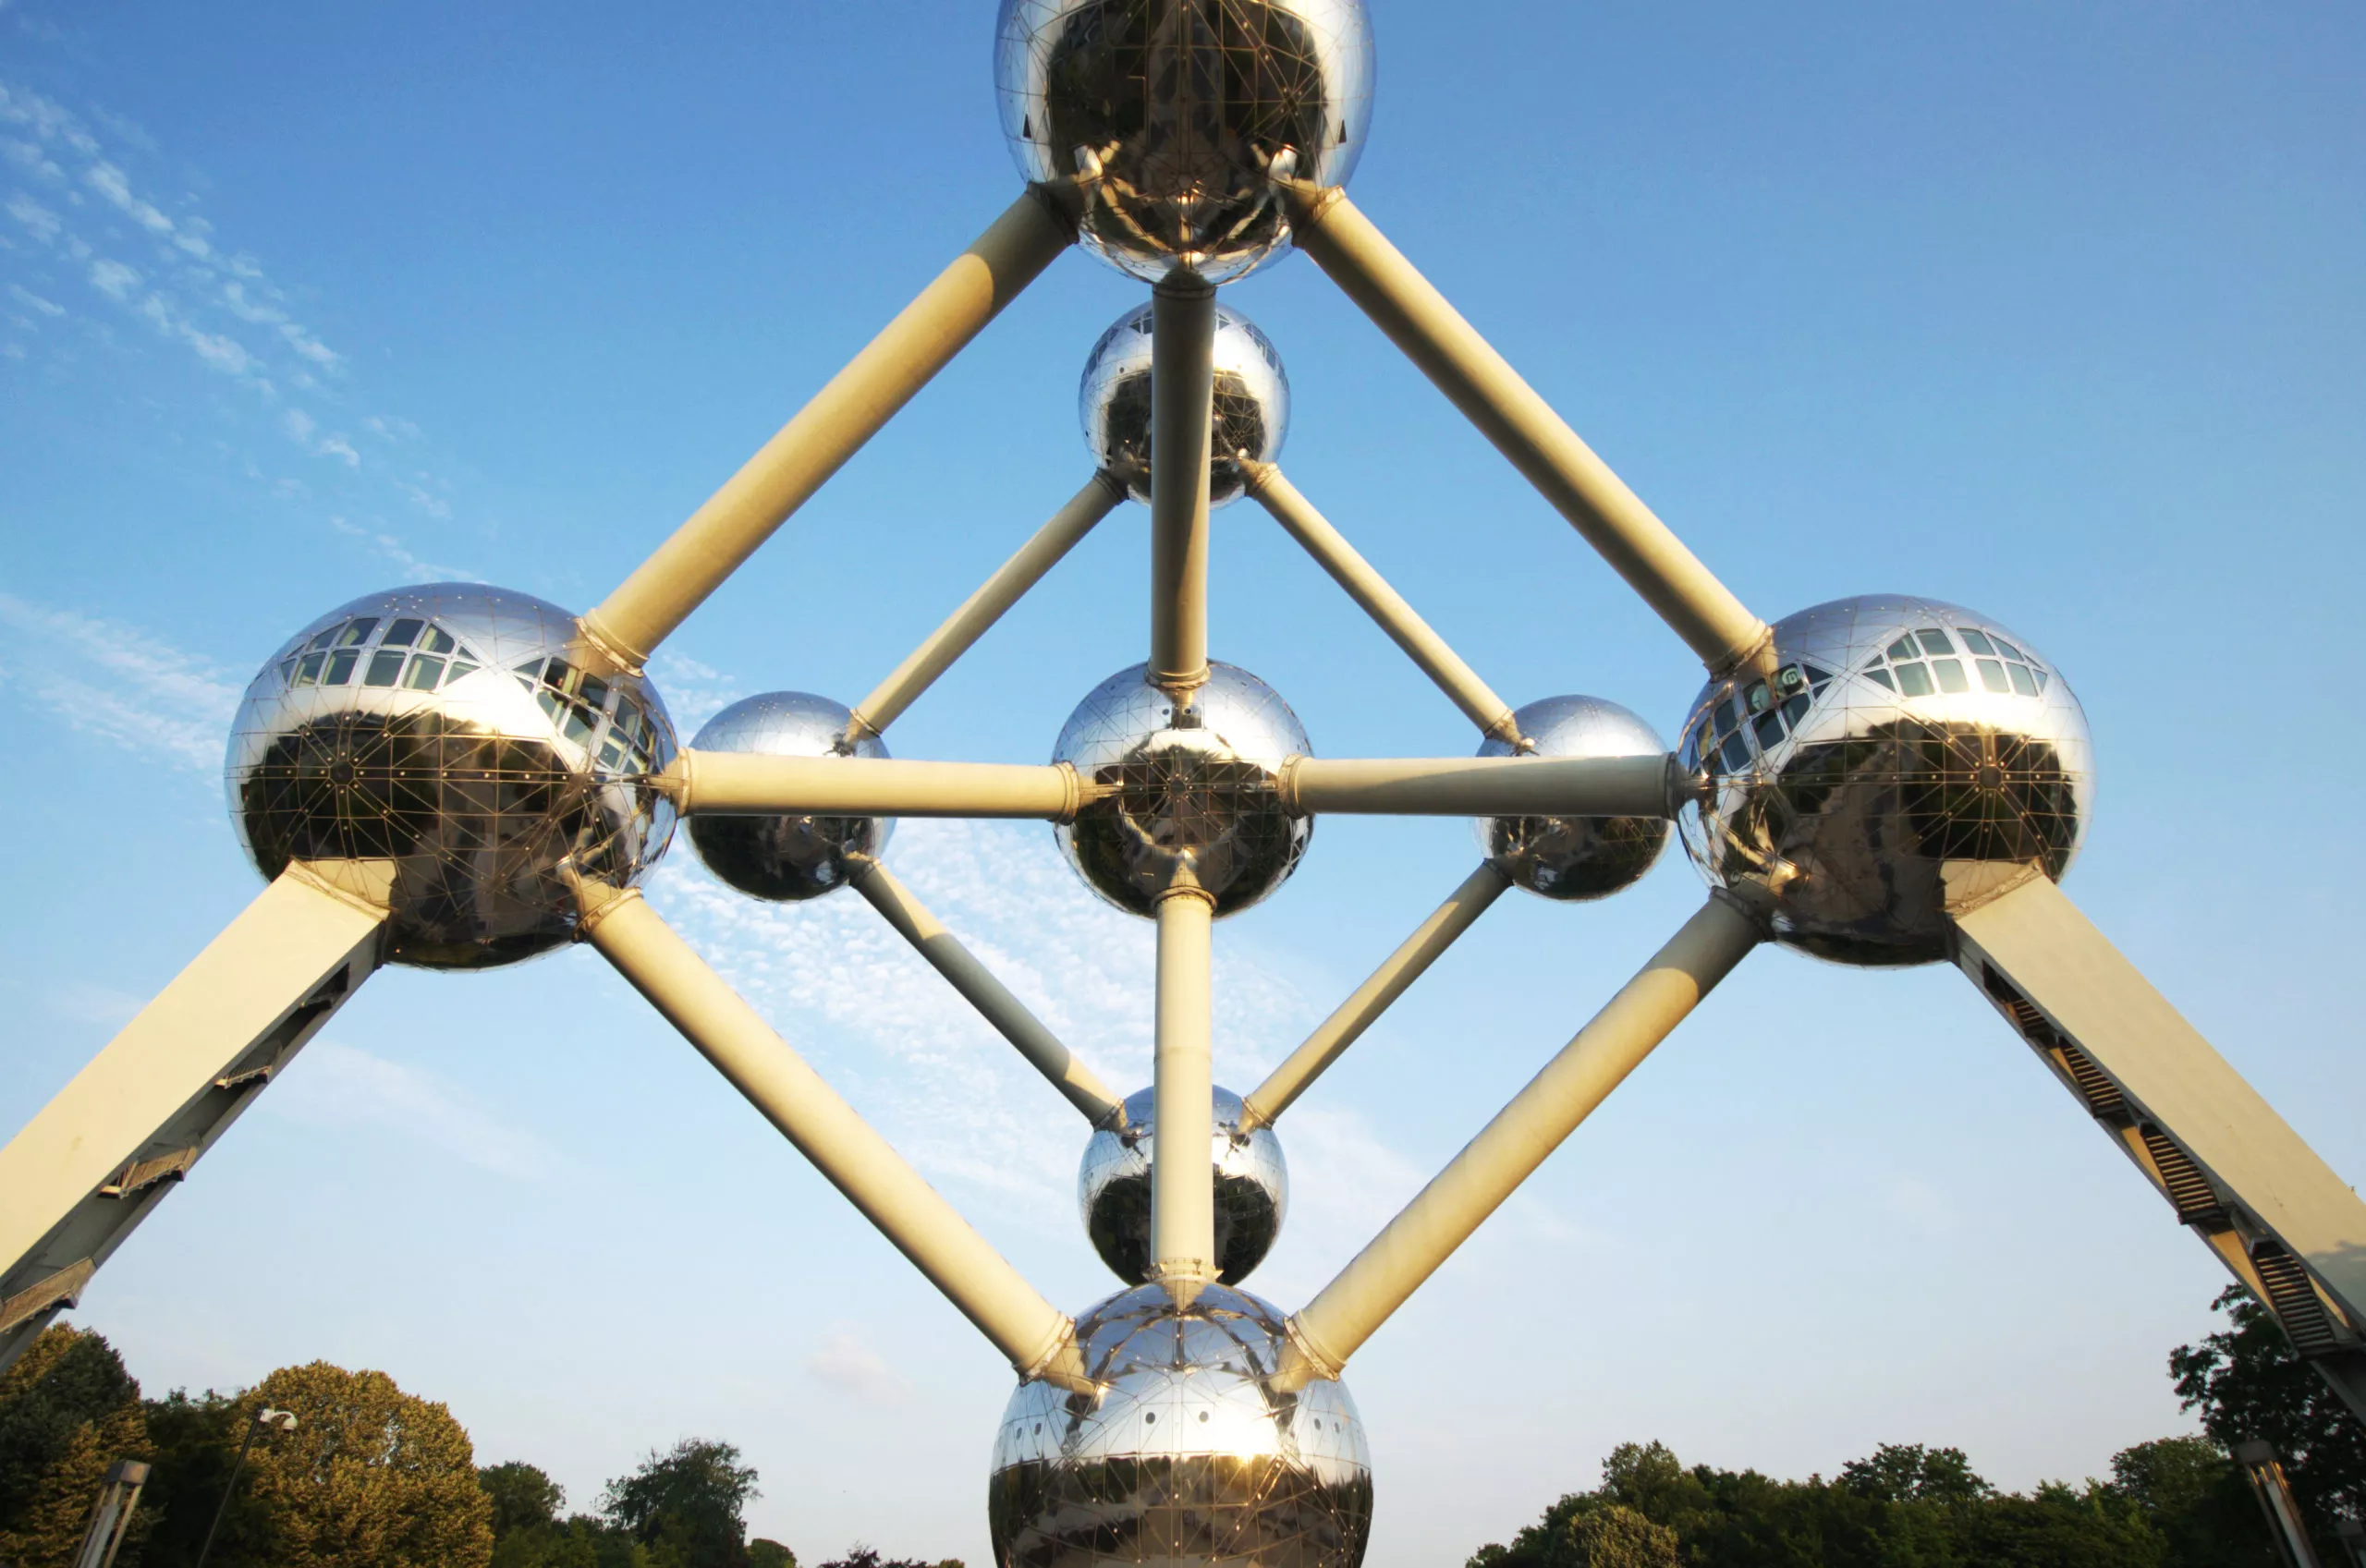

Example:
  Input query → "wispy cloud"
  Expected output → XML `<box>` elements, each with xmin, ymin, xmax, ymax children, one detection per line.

<box><xmin>0</xmin><ymin>590</ymin><xmax>239</xmax><ymax>770</ymax></box>
<box><xmin>268</xmin><ymin>1039</ymin><xmax>556</xmax><ymax>1181</ymax></box>
<box><xmin>7</xmin><ymin>279</ymin><xmax>59</xmax><ymax>316</ymax></box>
<box><xmin>805</xmin><ymin>1323</ymin><xmax>914</xmax><ymax>1403</ymax></box>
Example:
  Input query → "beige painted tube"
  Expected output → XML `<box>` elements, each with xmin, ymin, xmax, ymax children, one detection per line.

<box><xmin>1278</xmin><ymin>181</ymin><xmax>1772</xmax><ymax>677</ymax></box>
<box><xmin>1276</xmin><ymin>894</ymin><xmax>1763</xmax><ymax>1388</ymax></box>
<box><xmin>853</xmin><ymin>859</ymin><xmax>1123</xmax><ymax>1125</ymax></box>
<box><xmin>1277</xmin><ymin>753</ymin><xmax>1674</xmax><ymax>819</ymax></box>
<box><xmin>577</xmin><ymin>882</ymin><xmax>1091</xmax><ymax>1392</ymax></box>
<box><xmin>665</xmin><ymin>751</ymin><xmax>1081</xmax><ymax>820</ymax></box>
<box><xmin>1243</xmin><ymin>463</ymin><xmax>1521</xmax><ymax>746</ymax></box>
<box><xmin>1149</xmin><ymin>280</ymin><xmax>1216</xmax><ymax>688</ymax></box>
<box><xmin>580</xmin><ymin>187</ymin><xmax>1077</xmax><ymax>667</ymax></box>
<box><xmin>1239</xmin><ymin>862</ymin><xmax>1512</xmax><ymax>1133</ymax></box>
<box><xmin>1150</xmin><ymin>888</ymin><xmax>1218</xmax><ymax>1306</ymax></box>
<box><xmin>849</xmin><ymin>471</ymin><xmax>1127</xmax><ymax>739</ymax></box>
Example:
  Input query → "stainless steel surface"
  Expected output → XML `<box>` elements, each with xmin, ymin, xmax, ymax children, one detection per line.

<box><xmin>1082</xmin><ymin>299</ymin><xmax>1289</xmax><ymax>507</ymax></box>
<box><xmin>687</xmin><ymin>692</ymin><xmax>890</xmax><ymax>902</ymax></box>
<box><xmin>1675</xmin><ymin>594</ymin><xmax>2093</xmax><ymax>966</ymax></box>
<box><xmin>226</xmin><ymin>584</ymin><xmax>677</xmax><ymax>969</ymax></box>
<box><xmin>1052</xmin><ymin>661</ymin><xmax>1313</xmax><ymax>917</ymax></box>
<box><xmin>996</xmin><ymin>0</ymin><xmax>1376</xmax><ymax>284</ymax></box>
<box><xmin>1081</xmin><ymin>1086</ymin><xmax>1287</xmax><ymax>1286</ymax></box>
<box><xmin>1475</xmin><ymin>696</ymin><xmax>1670</xmax><ymax>900</ymax></box>
<box><xmin>991</xmin><ymin>1282</ymin><xmax>1372</xmax><ymax>1568</ymax></box>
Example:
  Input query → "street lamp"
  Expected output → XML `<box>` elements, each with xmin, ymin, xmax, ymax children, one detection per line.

<box><xmin>193</xmin><ymin>1405</ymin><xmax>297</xmax><ymax>1568</ymax></box>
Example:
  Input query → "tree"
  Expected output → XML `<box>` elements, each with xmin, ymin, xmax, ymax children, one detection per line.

<box><xmin>2111</xmin><ymin>1436</ymin><xmax>2275</xmax><ymax>1568</ymax></box>
<box><xmin>236</xmin><ymin>1360</ymin><xmax>494</xmax><ymax>1567</ymax></box>
<box><xmin>139</xmin><ymin>1386</ymin><xmax>263</xmax><ymax>1566</ymax></box>
<box><xmin>815</xmin><ymin>1547</ymin><xmax>959</xmax><ymax>1568</ymax></box>
<box><xmin>749</xmin><ymin>1541</ymin><xmax>796</xmax><ymax>1568</ymax></box>
<box><xmin>483</xmin><ymin>1462</ymin><xmax>567</xmax><ymax>1538</ymax></box>
<box><xmin>1838</xmin><ymin>1442</ymin><xmax>1992</xmax><ymax>1505</ymax></box>
<box><xmin>2172</xmin><ymin>1285</ymin><xmax>2366</xmax><ymax>1556</ymax></box>
<box><xmin>0</xmin><ymin>1326</ymin><xmax>151</xmax><ymax>1568</ymax></box>
<box><xmin>1558</xmin><ymin>1504</ymin><xmax>1678</xmax><ymax>1568</ymax></box>
<box><xmin>600</xmin><ymin>1438</ymin><xmax>760</xmax><ymax>1568</ymax></box>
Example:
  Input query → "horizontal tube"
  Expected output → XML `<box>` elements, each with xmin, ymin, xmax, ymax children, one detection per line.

<box><xmin>1239</xmin><ymin>861</ymin><xmax>1512</xmax><ymax>1132</ymax></box>
<box><xmin>666</xmin><ymin>752</ymin><xmax>1081</xmax><ymax>820</ymax></box>
<box><xmin>1277</xmin><ymin>895</ymin><xmax>1765</xmax><ymax>1389</ymax></box>
<box><xmin>577</xmin><ymin>882</ymin><xmax>1091</xmax><ymax>1392</ymax></box>
<box><xmin>1276</xmin><ymin>754</ymin><xmax>1675</xmax><ymax>819</ymax></box>
<box><xmin>1279</xmin><ymin>180</ymin><xmax>1771</xmax><ymax>677</ymax></box>
<box><xmin>1243</xmin><ymin>462</ymin><xmax>1520</xmax><ymax>745</ymax></box>
<box><xmin>579</xmin><ymin>187</ymin><xmax>1077</xmax><ymax>667</ymax></box>
<box><xmin>849</xmin><ymin>471</ymin><xmax>1126</xmax><ymax>739</ymax></box>
<box><xmin>853</xmin><ymin>860</ymin><xmax>1122</xmax><ymax>1125</ymax></box>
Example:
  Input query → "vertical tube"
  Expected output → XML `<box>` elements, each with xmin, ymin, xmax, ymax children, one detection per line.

<box><xmin>1151</xmin><ymin>888</ymin><xmax>1218</xmax><ymax>1305</ymax></box>
<box><xmin>1149</xmin><ymin>280</ymin><xmax>1216</xmax><ymax>689</ymax></box>
<box><xmin>1277</xmin><ymin>895</ymin><xmax>1764</xmax><ymax>1387</ymax></box>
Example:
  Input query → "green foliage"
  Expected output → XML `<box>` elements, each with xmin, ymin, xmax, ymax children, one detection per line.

<box><xmin>138</xmin><ymin>1387</ymin><xmax>261</xmax><ymax>1567</ymax></box>
<box><xmin>600</xmin><ymin>1438</ymin><xmax>762</xmax><ymax>1568</ymax></box>
<box><xmin>483</xmin><ymin>1461</ymin><xmax>567</xmax><ymax>1538</ymax></box>
<box><xmin>1839</xmin><ymin>1442</ymin><xmax>1993</xmax><ymax>1505</ymax></box>
<box><xmin>748</xmin><ymin>1539</ymin><xmax>797</xmax><ymax>1568</ymax></box>
<box><xmin>2172</xmin><ymin>1284</ymin><xmax>2366</xmax><ymax>1558</ymax></box>
<box><xmin>0</xmin><ymin>1326</ymin><xmax>151</xmax><ymax>1568</ymax></box>
<box><xmin>2110</xmin><ymin>1435</ymin><xmax>2275</xmax><ymax>1568</ymax></box>
<box><xmin>814</xmin><ymin>1548</ymin><xmax>960</xmax><ymax>1568</ymax></box>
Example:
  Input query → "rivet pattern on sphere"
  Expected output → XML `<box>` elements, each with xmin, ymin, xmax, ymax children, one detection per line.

<box><xmin>995</xmin><ymin>0</ymin><xmax>1377</xmax><ymax>284</ymax></box>
<box><xmin>1474</xmin><ymin>695</ymin><xmax>1671</xmax><ymax>901</ymax></box>
<box><xmin>1080</xmin><ymin>300</ymin><xmax>1290</xmax><ymax>507</ymax></box>
<box><xmin>687</xmin><ymin>692</ymin><xmax>892</xmax><ymax>902</ymax></box>
<box><xmin>990</xmin><ymin>1283</ymin><xmax>1372</xmax><ymax>1568</ymax></box>
<box><xmin>1052</xmin><ymin>662</ymin><xmax>1313</xmax><ymax>917</ymax></box>
<box><xmin>1079</xmin><ymin>1087</ymin><xmax>1287</xmax><ymax>1285</ymax></box>
<box><xmin>1677</xmin><ymin>594</ymin><xmax>2094</xmax><ymax>966</ymax></box>
<box><xmin>225</xmin><ymin>584</ymin><xmax>677</xmax><ymax>970</ymax></box>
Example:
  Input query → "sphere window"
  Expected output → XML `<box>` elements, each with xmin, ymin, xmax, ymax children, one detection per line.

<box><xmin>2008</xmin><ymin>663</ymin><xmax>2040</xmax><ymax>698</ymax></box>
<box><xmin>364</xmin><ymin>650</ymin><xmax>405</xmax><ymax>687</ymax></box>
<box><xmin>1933</xmin><ymin>659</ymin><xmax>1970</xmax><ymax>694</ymax></box>
<box><xmin>1894</xmin><ymin>662</ymin><xmax>1935</xmax><ymax>698</ymax></box>
<box><xmin>1978</xmin><ymin>659</ymin><xmax>2011</xmax><ymax>694</ymax></box>
<box><xmin>384</xmin><ymin>617</ymin><xmax>424</xmax><ymax>648</ymax></box>
<box><xmin>1917</xmin><ymin>629</ymin><xmax>1957</xmax><ymax>656</ymax></box>
<box><xmin>323</xmin><ymin>650</ymin><xmax>359</xmax><ymax>686</ymax></box>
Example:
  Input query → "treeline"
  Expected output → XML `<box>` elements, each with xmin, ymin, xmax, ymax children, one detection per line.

<box><xmin>0</xmin><ymin>1327</ymin><xmax>952</xmax><ymax>1568</ymax></box>
<box><xmin>1468</xmin><ymin>1290</ymin><xmax>2366</xmax><ymax>1567</ymax></box>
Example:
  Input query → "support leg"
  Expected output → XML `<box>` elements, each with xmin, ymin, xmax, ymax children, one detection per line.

<box><xmin>0</xmin><ymin>862</ymin><xmax>391</xmax><ymax>1371</ymax></box>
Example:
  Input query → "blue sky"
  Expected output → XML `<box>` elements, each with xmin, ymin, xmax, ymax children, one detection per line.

<box><xmin>4</xmin><ymin>2</ymin><xmax>2363</xmax><ymax>1562</ymax></box>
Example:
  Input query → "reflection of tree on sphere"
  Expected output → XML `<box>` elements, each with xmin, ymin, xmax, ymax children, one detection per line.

<box><xmin>1474</xmin><ymin>695</ymin><xmax>1671</xmax><ymax>901</ymax></box>
<box><xmin>991</xmin><ymin>1283</ymin><xmax>1372</xmax><ymax>1568</ymax></box>
<box><xmin>1080</xmin><ymin>300</ymin><xmax>1289</xmax><ymax>506</ymax></box>
<box><xmin>1677</xmin><ymin>594</ymin><xmax>2092</xmax><ymax>966</ymax></box>
<box><xmin>1079</xmin><ymin>1086</ymin><xmax>1287</xmax><ymax>1285</ymax></box>
<box><xmin>1052</xmin><ymin>662</ymin><xmax>1312</xmax><ymax>918</ymax></box>
<box><xmin>686</xmin><ymin>692</ymin><xmax>891</xmax><ymax>903</ymax></box>
<box><xmin>995</xmin><ymin>0</ymin><xmax>1377</xmax><ymax>284</ymax></box>
<box><xmin>226</xmin><ymin>585</ymin><xmax>676</xmax><ymax>970</ymax></box>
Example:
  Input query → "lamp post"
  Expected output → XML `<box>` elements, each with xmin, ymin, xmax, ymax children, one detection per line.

<box><xmin>193</xmin><ymin>1405</ymin><xmax>296</xmax><ymax>1568</ymax></box>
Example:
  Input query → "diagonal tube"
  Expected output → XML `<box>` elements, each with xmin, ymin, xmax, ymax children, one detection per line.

<box><xmin>1239</xmin><ymin>861</ymin><xmax>1512</xmax><ymax>1133</ymax></box>
<box><xmin>575</xmin><ymin>881</ymin><xmax>1092</xmax><ymax>1392</ymax></box>
<box><xmin>1274</xmin><ymin>894</ymin><xmax>1764</xmax><ymax>1390</ymax></box>
<box><xmin>1242</xmin><ymin>462</ymin><xmax>1522</xmax><ymax>747</ymax></box>
<box><xmin>853</xmin><ymin>859</ymin><xmax>1123</xmax><ymax>1125</ymax></box>
<box><xmin>1275</xmin><ymin>180</ymin><xmax>1773</xmax><ymax>677</ymax></box>
<box><xmin>579</xmin><ymin>187</ymin><xmax>1078</xmax><ymax>668</ymax></box>
<box><xmin>665</xmin><ymin>752</ymin><xmax>1081</xmax><ymax>820</ymax></box>
<box><xmin>848</xmin><ymin>471</ymin><xmax>1127</xmax><ymax>740</ymax></box>
<box><xmin>1149</xmin><ymin>279</ymin><xmax>1216</xmax><ymax>690</ymax></box>
<box><xmin>1277</xmin><ymin>753</ymin><xmax>1679</xmax><ymax>819</ymax></box>
<box><xmin>1150</xmin><ymin>888</ymin><xmax>1218</xmax><ymax>1307</ymax></box>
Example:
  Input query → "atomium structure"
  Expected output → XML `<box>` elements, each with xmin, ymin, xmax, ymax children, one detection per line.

<box><xmin>6</xmin><ymin>4</ymin><xmax>2364</xmax><ymax>1566</ymax></box>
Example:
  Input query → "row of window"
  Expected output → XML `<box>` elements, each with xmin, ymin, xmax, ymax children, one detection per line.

<box><xmin>283</xmin><ymin>615</ymin><xmax>481</xmax><ymax>694</ymax></box>
<box><xmin>1865</xmin><ymin>627</ymin><xmax>2048</xmax><ymax>700</ymax></box>
<box><xmin>511</xmin><ymin>655</ymin><xmax>664</xmax><ymax>773</ymax></box>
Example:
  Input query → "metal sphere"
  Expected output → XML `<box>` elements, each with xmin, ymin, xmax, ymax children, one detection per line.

<box><xmin>1079</xmin><ymin>1086</ymin><xmax>1287</xmax><ymax>1286</ymax></box>
<box><xmin>226</xmin><ymin>584</ymin><xmax>677</xmax><ymax>970</ymax></box>
<box><xmin>685</xmin><ymin>693</ymin><xmax>891</xmax><ymax>902</ymax></box>
<box><xmin>994</xmin><ymin>0</ymin><xmax>1377</xmax><ymax>285</ymax></box>
<box><xmin>991</xmin><ymin>1282</ymin><xmax>1372</xmax><ymax>1568</ymax></box>
<box><xmin>1052</xmin><ymin>662</ymin><xmax>1312</xmax><ymax>917</ymax></box>
<box><xmin>1079</xmin><ymin>300</ymin><xmax>1290</xmax><ymax>508</ymax></box>
<box><xmin>1677</xmin><ymin>595</ymin><xmax>2094</xmax><ymax>966</ymax></box>
<box><xmin>1474</xmin><ymin>696</ymin><xmax>1671</xmax><ymax>901</ymax></box>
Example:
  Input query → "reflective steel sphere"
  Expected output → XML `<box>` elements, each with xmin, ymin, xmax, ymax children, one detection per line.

<box><xmin>1677</xmin><ymin>595</ymin><xmax>2093</xmax><ymax>966</ymax></box>
<box><xmin>686</xmin><ymin>692</ymin><xmax>890</xmax><ymax>902</ymax></box>
<box><xmin>991</xmin><ymin>1283</ymin><xmax>1372</xmax><ymax>1568</ymax></box>
<box><xmin>226</xmin><ymin>584</ymin><xmax>677</xmax><ymax>970</ymax></box>
<box><xmin>1052</xmin><ymin>662</ymin><xmax>1312</xmax><ymax>917</ymax></box>
<box><xmin>1079</xmin><ymin>300</ymin><xmax>1290</xmax><ymax>508</ymax></box>
<box><xmin>995</xmin><ymin>0</ymin><xmax>1377</xmax><ymax>284</ymax></box>
<box><xmin>1079</xmin><ymin>1086</ymin><xmax>1287</xmax><ymax>1286</ymax></box>
<box><xmin>1474</xmin><ymin>696</ymin><xmax>1671</xmax><ymax>901</ymax></box>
